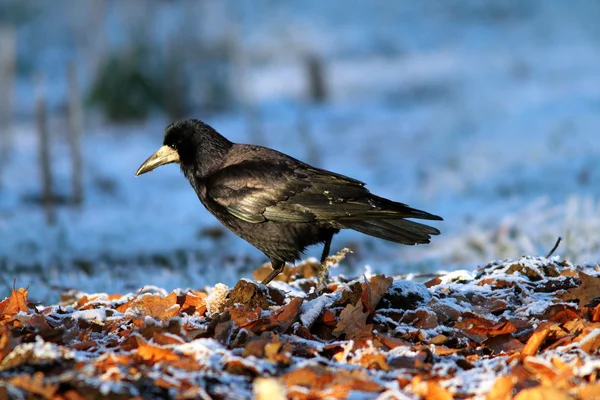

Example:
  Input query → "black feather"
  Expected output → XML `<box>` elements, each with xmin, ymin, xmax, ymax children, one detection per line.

<box><xmin>139</xmin><ymin>119</ymin><xmax>443</xmax><ymax>284</ymax></box>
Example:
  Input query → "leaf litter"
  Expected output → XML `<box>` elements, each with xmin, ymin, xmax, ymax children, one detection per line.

<box><xmin>1</xmin><ymin>256</ymin><xmax>600</xmax><ymax>399</ymax></box>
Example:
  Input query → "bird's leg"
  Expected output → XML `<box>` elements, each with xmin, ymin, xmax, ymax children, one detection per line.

<box><xmin>261</xmin><ymin>259</ymin><xmax>285</xmax><ymax>285</ymax></box>
<box><xmin>318</xmin><ymin>233</ymin><xmax>334</xmax><ymax>288</ymax></box>
<box><xmin>320</xmin><ymin>234</ymin><xmax>332</xmax><ymax>265</ymax></box>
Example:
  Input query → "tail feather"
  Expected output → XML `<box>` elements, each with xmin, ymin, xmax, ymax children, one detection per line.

<box><xmin>341</xmin><ymin>218</ymin><xmax>440</xmax><ymax>245</ymax></box>
<box><xmin>370</xmin><ymin>195</ymin><xmax>443</xmax><ymax>221</ymax></box>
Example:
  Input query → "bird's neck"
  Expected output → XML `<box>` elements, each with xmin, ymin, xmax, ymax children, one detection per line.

<box><xmin>181</xmin><ymin>133</ymin><xmax>233</xmax><ymax>180</ymax></box>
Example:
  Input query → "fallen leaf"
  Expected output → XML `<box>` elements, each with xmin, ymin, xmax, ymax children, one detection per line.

<box><xmin>129</xmin><ymin>291</ymin><xmax>180</xmax><ymax>319</ymax></box>
<box><xmin>411</xmin><ymin>375</ymin><xmax>453</xmax><ymax>400</ymax></box>
<box><xmin>136</xmin><ymin>342</ymin><xmax>180</xmax><ymax>364</ymax></box>
<box><xmin>522</xmin><ymin>322</ymin><xmax>559</xmax><ymax>356</ymax></box>
<box><xmin>11</xmin><ymin>372</ymin><xmax>58</xmax><ymax>399</ymax></box>
<box><xmin>487</xmin><ymin>375</ymin><xmax>516</xmax><ymax>400</ymax></box>
<box><xmin>230</xmin><ymin>305</ymin><xmax>262</xmax><ymax>328</ymax></box>
<box><xmin>361</xmin><ymin>275</ymin><xmax>393</xmax><ymax>316</ymax></box>
<box><xmin>513</xmin><ymin>385</ymin><xmax>570</xmax><ymax>400</ymax></box>
<box><xmin>332</xmin><ymin>300</ymin><xmax>373</xmax><ymax>339</ymax></box>
<box><xmin>560</xmin><ymin>272</ymin><xmax>600</xmax><ymax>307</ymax></box>
<box><xmin>253</xmin><ymin>297</ymin><xmax>303</xmax><ymax>334</ymax></box>
<box><xmin>0</xmin><ymin>287</ymin><xmax>29</xmax><ymax>316</ymax></box>
<box><xmin>180</xmin><ymin>291</ymin><xmax>207</xmax><ymax>315</ymax></box>
<box><xmin>575</xmin><ymin>328</ymin><xmax>600</xmax><ymax>354</ymax></box>
<box><xmin>455</xmin><ymin>317</ymin><xmax>516</xmax><ymax>337</ymax></box>
<box><xmin>351</xmin><ymin>352</ymin><xmax>390</xmax><ymax>371</ymax></box>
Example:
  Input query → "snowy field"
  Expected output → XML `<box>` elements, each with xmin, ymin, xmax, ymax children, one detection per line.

<box><xmin>1</xmin><ymin>1</ymin><xmax>600</xmax><ymax>301</ymax></box>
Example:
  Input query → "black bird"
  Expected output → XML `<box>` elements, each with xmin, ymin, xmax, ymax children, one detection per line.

<box><xmin>136</xmin><ymin>120</ymin><xmax>442</xmax><ymax>285</ymax></box>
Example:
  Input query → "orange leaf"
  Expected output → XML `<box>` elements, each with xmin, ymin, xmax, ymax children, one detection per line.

<box><xmin>523</xmin><ymin>357</ymin><xmax>559</xmax><ymax>385</ymax></box>
<box><xmin>129</xmin><ymin>291</ymin><xmax>180</xmax><ymax>319</ymax></box>
<box><xmin>136</xmin><ymin>343</ymin><xmax>180</xmax><ymax>364</ymax></box>
<box><xmin>0</xmin><ymin>287</ymin><xmax>29</xmax><ymax>316</ymax></box>
<box><xmin>352</xmin><ymin>352</ymin><xmax>390</xmax><ymax>371</ymax></box>
<box><xmin>116</xmin><ymin>291</ymin><xmax>141</xmax><ymax>313</ymax></box>
<box><xmin>487</xmin><ymin>375</ymin><xmax>516</xmax><ymax>400</ymax></box>
<box><xmin>560</xmin><ymin>272</ymin><xmax>600</xmax><ymax>308</ymax></box>
<box><xmin>522</xmin><ymin>322</ymin><xmax>558</xmax><ymax>356</ymax></box>
<box><xmin>181</xmin><ymin>291</ymin><xmax>207</xmax><ymax>315</ymax></box>
<box><xmin>455</xmin><ymin>317</ymin><xmax>516</xmax><ymax>337</ymax></box>
<box><xmin>230</xmin><ymin>305</ymin><xmax>262</xmax><ymax>328</ymax></box>
<box><xmin>361</xmin><ymin>275</ymin><xmax>393</xmax><ymax>316</ymax></box>
<box><xmin>576</xmin><ymin>328</ymin><xmax>600</xmax><ymax>354</ymax></box>
<box><xmin>253</xmin><ymin>297</ymin><xmax>303</xmax><ymax>333</ymax></box>
<box><xmin>411</xmin><ymin>375</ymin><xmax>453</xmax><ymax>400</ymax></box>
<box><xmin>332</xmin><ymin>300</ymin><xmax>373</xmax><ymax>339</ymax></box>
<box><xmin>513</xmin><ymin>385</ymin><xmax>570</xmax><ymax>400</ymax></box>
<box><xmin>11</xmin><ymin>372</ymin><xmax>58</xmax><ymax>398</ymax></box>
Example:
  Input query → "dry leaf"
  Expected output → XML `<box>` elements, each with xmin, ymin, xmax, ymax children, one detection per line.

<box><xmin>455</xmin><ymin>317</ymin><xmax>516</xmax><ymax>337</ymax></box>
<box><xmin>522</xmin><ymin>322</ymin><xmax>559</xmax><ymax>356</ymax></box>
<box><xmin>332</xmin><ymin>300</ymin><xmax>373</xmax><ymax>339</ymax></box>
<box><xmin>361</xmin><ymin>275</ymin><xmax>393</xmax><ymax>316</ymax></box>
<box><xmin>136</xmin><ymin>342</ymin><xmax>181</xmax><ymax>364</ymax></box>
<box><xmin>129</xmin><ymin>291</ymin><xmax>180</xmax><ymax>319</ymax></box>
<box><xmin>253</xmin><ymin>297</ymin><xmax>303</xmax><ymax>334</ymax></box>
<box><xmin>230</xmin><ymin>305</ymin><xmax>262</xmax><ymax>328</ymax></box>
<box><xmin>560</xmin><ymin>272</ymin><xmax>600</xmax><ymax>307</ymax></box>
<box><xmin>411</xmin><ymin>375</ymin><xmax>453</xmax><ymax>400</ymax></box>
<box><xmin>181</xmin><ymin>291</ymin><xmax>207</xmax><ymax>315</ymax></box>
<box><xmin>11</xmin><ymin>372</ymin><xmax>58</xmax><ymax>399</ymax></box>
<box><xmin>513</xmin><ymin>385</ymin><xmax>570</xmax><ymax>400</ymax></box>
<box><xmin>487</xmin><ymin>375</ymin><xmax>516</xmax><ymax>400</ymax></box>
<box><xmin>0</xmin><ymin>287</ymin><xmax>29</xmax><ymax>316</ymax></box>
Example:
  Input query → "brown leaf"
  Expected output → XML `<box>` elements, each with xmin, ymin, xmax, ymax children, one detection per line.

<box><xmin>129</xmin><ymin>291</ymin><xmax>180</xmax><ymax>319</ymax></box>
<box><xmin>575</xmin><ymin>328</ymin><xmax>600</xmax><ymax>354</ymax></box>
<box><xmin>411</xmin><ymin>375</ymin><xmax>453</xmax><ymax>400</ymax></box>
<box><xmin>361</xmin><ymin>275</ymin><xmax>393</xmax><ymax>315</ymax></box>
<box><xmin>522</xmin><ymin>322</ymin><xmax>558</xmax><ymax>356</ymax></box>
<box><xmin>116</xmin><ymin>292</ymin><xmax>140</xmax><ymax>313</ymax></box>
<box><xmin>560</xmin><ymin>272</ymin><xmax>600</xmax><ymax>307</ymax></box>
<box><xmin>252</xmin><ymin>297</ymin><xmax>303</xmax><ymax>334</ymax></box>
<box><xmin>0</xmin><ymin>326</ymin><xmax>16</xmax><ymax>363</ymax></box>
<box><xmin>455</xmin><ymin>317</ymin><xmax>516</xmax><ymax>337</ymax></box>
<box><xmin>0</xmin><ymin>287</ymin><xmax>29</xmax><ymax>316</ymax></box>
<box><xmin>579</xmin><ymin>383</ymin><xmax>600</xmax><ymax>399</ymax></box>
<box><xmin>352</xmin><ymin>352</ymin><xmax>390</xmax><ymax>371</ymax></box>
<box><xmin>483</xmin><ymin>334</ymin><xmax>524</xmax><ymax>354</ymax></box>
<box><xmin>523</xmin><ymin>357</ymin><xmax>559</xmax><ymax>385</ymax></box>
<box><xmin>152</xmin><ymin>332</ymin><xmax>185</xmax><ymax>346</ymax></box>
<box><xmin>136</xmin><ymin>342</ymin><xmax>180</xmax><ymax>364</ymax></box>
<box><xmin>11</xmin><ymin>372</ymin><xmax>58</xmax><ymax>399</ymax></box>
<box><xmin>513</xmin><ymin>385</ymin><xmax>570</xmax><ymax>400</ymax></box>
<box><xmin>230</xmin><ymin>305</ymin><xmax>262</xmax><ymax>328</ymax></box>
<box><xmin>487</xmin><ymin>376</ymin><xmax>516</xmax><ymax>400</ymax></box>
<box><xmin>332</xmin><ymin>300</ymin><xmax>373</xmax><ymax>339</ymax></box>
<box><xmin>181</xmin><ymin>291</ymin><xmax>207</xmax><ymax>315</ymax></box>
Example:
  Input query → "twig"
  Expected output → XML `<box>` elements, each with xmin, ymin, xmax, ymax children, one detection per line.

<box><xmin>67</xmin><ymin>62</ymin><xmax>84</xmax><ymax>205</ymax></box>
<box><xmin>545</xmin><ymin>236</ymin><xmax>562</xmax><ymax>258</ymax></box>
<box><xmin>36</xmin><ymin>86</ymin><xmax>55</xmax><ymax>225</ymax></box>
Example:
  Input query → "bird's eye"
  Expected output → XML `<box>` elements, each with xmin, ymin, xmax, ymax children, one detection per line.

<box><xmin>170</xmin><ymin>143</ymin><xmax>178</xmax><ymax>150</ymax></box>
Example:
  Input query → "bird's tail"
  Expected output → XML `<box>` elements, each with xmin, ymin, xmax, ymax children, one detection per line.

<box><xmin>338</xmin><ymin>196</ymin><xmax>442</xmax><ymax>244</ymax></box>
<box><xmin>340</xmin><ymin>218</ymin><xmax>440</xmax><ymax>245</ymax></box>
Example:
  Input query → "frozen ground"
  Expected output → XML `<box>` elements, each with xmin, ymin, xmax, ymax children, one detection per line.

<box><xmin>1</xmin><ymin>1</ymin><xmax>599</xmax><ymax>301</ymax></box>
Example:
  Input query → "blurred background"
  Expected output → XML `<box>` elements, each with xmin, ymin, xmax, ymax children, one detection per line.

<box><xmin>1</xmin><ymin>0</ymin><xmax>599</xmax><ymax>301</ymax></box>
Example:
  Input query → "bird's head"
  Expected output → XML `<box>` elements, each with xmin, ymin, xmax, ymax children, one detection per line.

<box><xmin>136</xmin><ymin>119</ymin><xmax>232</xmax><ymax>177</ymax></box>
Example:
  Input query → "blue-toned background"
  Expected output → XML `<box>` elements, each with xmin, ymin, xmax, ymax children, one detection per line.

<box><xmin>1</xmin><ymin>0</ymin><xmax>599</xmax><ymax>300</ymax></box>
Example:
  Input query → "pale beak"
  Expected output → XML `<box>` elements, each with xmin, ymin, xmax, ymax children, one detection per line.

<box><xmin>135</xmin><ymin>145</ymin><xmax>180</xmax><ymax>176</ymax></box>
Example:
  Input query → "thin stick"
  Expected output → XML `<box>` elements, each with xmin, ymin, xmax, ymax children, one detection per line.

<box><xmin>0</xmin><ymin>24</ymin><xmax>16</xmax><ymax>183</ymax></box>
<box><xmin>67</xmin><ymin>62</ymin><xmax>84</xmax><ymax>205</ymax></box>
<box><xmin>545</xmin><ymin>236</ymin><xmax>562</xmax><ymax>258</ymax></box>
<box><xmin>36</xmin><ymin>88</ymin><xmax>55</xmax><ymax>225</ymax></box>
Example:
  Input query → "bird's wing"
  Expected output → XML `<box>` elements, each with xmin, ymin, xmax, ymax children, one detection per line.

<box><xmin>206</xmin><ymin>159</ymin><xmax>434</xmax><ymax>224</ymax></box>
